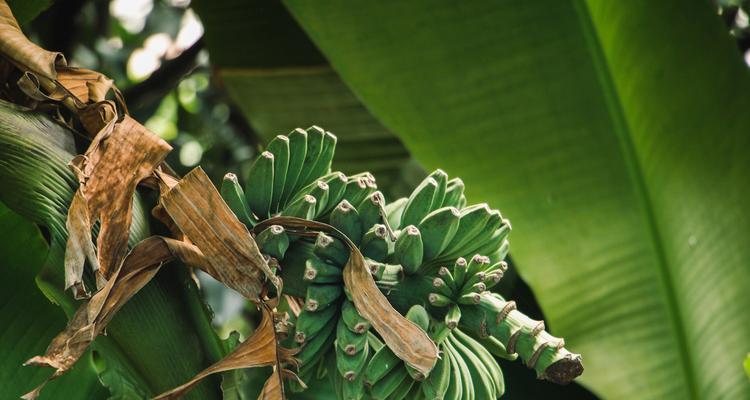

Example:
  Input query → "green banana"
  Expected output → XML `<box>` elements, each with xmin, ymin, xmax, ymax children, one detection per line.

<box><xmin>437</xmin><ymin>266</ymin><xmax>457</xmax><ymax>292</ymax></box>
<box><xmin>443</xmin><ymin>343</ymin><xmax>463</xmax><ymax>400</ymax></box>
<box><xmin>305</xmin><ymin>283</ymin><xmax>343</xmax><ymax>312</ymax></box>
<box><xmin>363</xmin><ymin>343</ymin><xmax>402</xmax><ymax>385</ymax></box>
<box><xmin>427</xmin><ymin>169</ymin><xmax>448</xmax><ymax>209</ymax></box>
<box><xmin>406</xmin><ymin>304</ymin><xmax>431</xmax><ymax>331</ymax></box>
<box><xmin>308</xmin><ymin>130</ymin><xmax>337</xmax><ymax>185</ymax></box>
<box><xmin>342</xmin><ymin>372</ymin><xmax>366</xmax><ymax>400</ymax></box>
<box><xmin>388</xmin><ymin>373</ymin><xmax>415</xmax><ymax>400</ymax></box>
<box><xmin>368</xmin><ymin>332</ymin><xmax>384</xmax><ymax>352</ymax></box>
<box><xmin>443</xmin><ymin>338</ymin><xmax>474</xmax><ymax>400</ymax></box>
<box><xmin>369</xmin><ymin>366</ymin><xmax>409</xmax><ymax>400</ymax></box>
<box><xmin>290</xmin><ymin>179</ymin><xmax>330</xmax><ymax>217</ymax></box>
<box><xmin>330</xmin><ymin>200</ymin><xmax>364</xmax><ymax>244</ymax></box>
<box><xmin>418</xmin><ymin>206</ymin><xmax>460</xmax><ymax>261</ymax></box>
<box><xmin>320</xmin><ymin>171</ymin><xmax>349</xmax><ymax>215</ymax></box>
<box><xmin>393</xmin><ymin>225</ymin><xmax>423</xmax><ymax>275</ymax></box>
<box><xmin>281</xmin><ymin>128</ymin><xmax>307</xmax><ymax>206</ymax></box>
<box><xmin>421</xmin><ymin>350</ymin><xmax>450</xmax><ymax>400</ymax></box>
<box><xmin>384</xmin><ymin>197</ymin><xmax>408</xmax><ymax>229</ymax></box>
<box><xmin>283</xmin><ymin>194</ymin><xmax>317</xmax><ymax>219</ymax></box>
<box><xmin>474</xmin><ymin>334</ymin><xmax>518</xmax><ymax>361</ymax></box>
<box><xmin>431</xmin><ymin>277</ymin><xmax>453</xmax><ymax>297</ymax></box>
<box><xmin>360</xmin><ymin>224</ymin><xmax>389</xmax><ymax>262</ymax></box>
<box><xmin>458</xmin><ymin>292</ymin><xmax>481</xmax><ymax>305</ymax></box>
<box><xmin>442</xmin><ymin>177</ymin><xmax>465</xmax><ymax>208</ymax></box>
<box><xmin>466</xmin><ymin>254</ymin><xmax>491</xmax><ymax>277</ymax></box>
<box><xmin>343</xmin><ymin>172</ymin><xmax>377</xmax><ymax>208</ymax></box>
<box><xmin>255</xmin><ymin>224</ymin><xmax>289</xmax><ymax>260</ymax></box>
<box><xmin>474</xmin><ymin>224</ymin><xmax>511</xmax><ymax>260</ymax></box>
<box><xmin>244</xmin><ymin>150</ymin><xmax>274</xmax><ymax>219</ymax></box>
<box><xmin>452</xmin><ymin>257</ymin><xmax>468</xmax><ymax>288</ymax></box>
<box><xmin>294</xmin><ymin>126</ymin><xmax>325</xmax><ymax>193</ymax></box>
<box><xmin>297</xmin><ymin>316</ymin><xmax>337</xmax><ymax>368</ymax></box>
<box><xmin>266</xmin><ymin>134</ymin><xmax>290</xmax><ymax>213</ymax></box>
<box><xmin>442</xmin><ymin>203</ymin><xmax>492</xmax><ymax>257</ymax></box>
<box><xmin>400</xmin><ymin>177</ymin><xmax>438</xmax><ymax>228</ymax></box>
<box><xmin>313</xmin><ymin>232</ymin><xmax>350</xmax><ymax>266</ymax></box>
<box><xmin>448</xmin><ymin>332</ymin><xmax>495</xmax><ymax>400</ymax></box>
<box><xmin>294</xmin><ymin>303</ymin><xmax>339</xmax><ymax>344</ymax></box>
<box><xmin>336</xmin><ymin>337</ymin><xmax>370</xmax><ymax>380</ymax></box>
<box><xmin>220</xmin><ymin>172</ymin><xmax>256</xmax><ymax>227</ymax></box>
<box><xmin>304</xmin><ymin>256</ymin><xmax>343</xmax><ymax>284</ymax></box>
<box><xmin>358</xmin><ymin>191</ymin><xmax>384</xmax><ymax>229</ymax></box>
<box><xmin>445</xmin><ymin>304</ymin><xmax>461</xmax><ymax>330</ymax></box>
<box><xmin>452</xmin><ymin>210</ymin><xmax>505</xmax><ymax>257</ymax></box>
<box><xmin>428</xmin><ymin>292</ymin><xmax>453</xmax><ymax>307</ymax></box>
<box><xmin>342</xmin><ymin>299</ymin><xmax>370</xmax><ymax>333</ymax></box>
<box><xmin>454</xmin><ymin>328</ymin><xmax>505</xmax><ymax>398</ymax></box>
<box><xmin>336</xmin><ymin>316</ymin><xmax>368</xmax><ymax>356</ymax></box>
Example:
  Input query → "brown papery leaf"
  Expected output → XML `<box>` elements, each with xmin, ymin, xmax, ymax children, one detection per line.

<box><xmin>158</xmin><ymin>167</ymin><xmax>279</xmax><ymax>300</ymax></box>
<box><xmin>64</xmin><ymin>116</ymin><xmax>171</xmax><ymax>294</ymax></box>
<box><xmin>55</xmin><ymin>66</ymin><xmax>113</xmax><ymax>103</ymax></box>
<box><xmin>255</xmin><ymin>217</ymin><xmax>439</xmax><ymax>376</ymax></box>
<box><xmin>0</xmin><ymin>0</ymin><xmax>65</xmax><ymax>80</ymax></box>
<box><xmin>23</xmin><ymin>236</ymin><xmax>206</xmax><ymax>399</ymax></box>
<box><xmin>154</xmin><ymin>304</ymin><xmax>299</xmax><ymax>400</ymax></box>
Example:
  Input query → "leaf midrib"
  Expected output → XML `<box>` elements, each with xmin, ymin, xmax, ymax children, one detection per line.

<box><xmin>573</xmin><ymin>1</ymin><xmax>697</xmax><ymax>398</ymax></box>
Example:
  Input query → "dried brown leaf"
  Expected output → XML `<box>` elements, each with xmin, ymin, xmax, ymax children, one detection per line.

<box><xmin>64</xmin><ymin>116</ymin><xmax>171</xmax><ymax>294</ymax></box>
<box><xmin>55</xmin><ymin>66</ymin><xmax>113</xmax><ymax>103</ymax></box>
<box><xmin>255</xmin><ymin>217</ymin><xmax>439</xmax><ymax>376</ymax></box>
<box><xmin>158</xmin><ymin>167</ymin><xmax>279</xmax><ymax>300</ymax></box>
<box><xmin>23</xmin><ymin>236</ymin><xmax>206</xmax><ymax>399</ymax></box>
<box><xmin>154</xmin><ymin>304</ymin><xmax>298</xmax><ymax>400</ymax></box>
<box><xmin>0</xmin><ymin>0</ymin><xmax>65</xmax><ymax>80</ymax></box>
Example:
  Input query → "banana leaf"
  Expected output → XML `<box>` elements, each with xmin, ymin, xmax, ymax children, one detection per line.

<box><xmin>0</xmin><ymin>100</ymin><xmax>223</xmax><ymax>398</ymax></box>
<box><xmin>191</xmin><ymin>0</ymin><xmax>424</xmax><ymax>198</ymax></box>
<box><xmin>283</xmin><ymin>1</ymin><xmax>750</xmax><ymax>399</ymax></box>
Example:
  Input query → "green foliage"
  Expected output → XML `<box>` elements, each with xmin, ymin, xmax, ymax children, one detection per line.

<box><xmin>282</xmin><ymin>1</ymin><xmax>750</xmax><ymax>399</ymax></box>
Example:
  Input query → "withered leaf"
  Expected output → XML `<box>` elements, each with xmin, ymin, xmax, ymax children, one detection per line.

<box><xmin>55</xmin><ymin>66</ymin><xmax>113</xmax><ymax>103</ymax></box>
<box><xmin>158</xmin><ymin>167</ymin><xmax>280</xmax><ymax>300</ymax></box>
<box><xmin>154</xmin><ymin>304</ymin><xmax>299</xmax><ymax>400</ymax></box>
<box><xmin>23</xmin><ymin>236</ymin><xmax>207</xmax><ymax>399</ymax></box>
<box><xmin>255</xmin><ymin>217</ymin><xmax>439</xmax><ymax>376</ymax></box>
<box><xmin>0</xmin><ymin>0</ymin><xmax>65</xmax><ymax>80</ymax></box>
<box><xmin>65</xmin><ymin>115</ymin><xmax>171</xmax><ymax>294</ymax></box>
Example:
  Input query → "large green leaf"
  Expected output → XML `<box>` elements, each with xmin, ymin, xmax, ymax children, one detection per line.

<box><xmin>284</xmin><ymin>1</ymin><xmax>750</xmax><ymax>399</ymax></box>
<box><xmin>192</xmin><ymin>0</ymin><xmax>424</xmax><ymax>197</ymax></box>
<box><xmin>0</xmin><ymin>202</ymin><xmax>107</xmax><ymax>399</ymax></box>
<box><xmin>0</xmin><ymin>100</ymin><xmax>222</xmax><ymax>398</ymax></box>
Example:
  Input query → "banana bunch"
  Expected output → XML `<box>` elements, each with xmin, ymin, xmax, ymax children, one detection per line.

<box><xmin>220</xmin><ymin>127</ymin><xmax>582</xmax><ymax>399</ymax></box>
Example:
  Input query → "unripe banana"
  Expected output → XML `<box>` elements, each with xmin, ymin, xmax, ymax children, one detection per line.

<box><xmin>405</xmin><ymin>304</ymin><xmax>431</xmax><ymax>331</ymax></box>
<box><xmin>442</xmin><ymin>203</ymin><xmax>491</xmax><ymax>257</ymax></box>
<box><xmin>437</xmin><ymin>266</ymin><xmax>457</xmax><ymax>292</ymax></box>
<box><xmin>281</xmin><ymin>128</ymin><xmax>307</xmax><ymax>205</ymax></box>
<box><xmin>313</xmin><ymin>232</ymin><xmax>349</xmax><ymax>266</ymax></box>
<box><xmin>448</xmin><ymin>332</ymin><xmax>494</xmax><ymax>400</ymax></box>
<box><xmin>305</xmin><ymin>283</ymin><xmax>343</xmax><ymax>312</ymax></box>
<box><xmin>308</xmin><ymin>130</ymin><xmax>337</xmax><ymax>186</ymax></box>
<box><xmin>343</xmin><ymin>172</ymin><xmax>377</xmax><ymax>208</ymax></box>
<box><xmin>342</xmin><ymin>373</ymin><xmax>366</xmax><ymax>400</ymax></box>
<box><xmin>336</xmin><ymin>317</ymin><xmax>368</xmax><ymax>356</ymax></box>
<box><xmin>330</xmin><ymin>200</ymin><xmax>363</xmax><ymax>244</ymax></box>
<box><xmin>304</xmin><ymin>257</ymin><xmax>342</xmax><ymax>284</ymax></box>
<box><xmin>319</xmin><ymin>171</ymin><xmax>349</xmax><ymax>216</ymax></box>
<box><xmin>445</xmin><ymin>304</ymin><xmax>462</xmax><ymax>330</ymax></box>
<box><xmin>296</xmin><ymin>318</ymin><xmax>337</xmax><ymax>368</ymax></box>
<box><xmin>388</xmin><ymin>374</ymin><xmax>415</xmax><ymax>400</ymax></box>
<box><xmin>431</xmin><ymin>277</ymin><xmax>453</xmax><ymax>297</ymax></box>
<box><xmin>428</xmin><ymin>292</ymin><xmax>453</xmax><ymax>307</ymax></box>
<box><xmin>294</xmin><ymin>304</ymin><xmax>338</xmax><ymax>344</ymax></box>
<box><xmin>364</xmin><ymin>344</ymin><xmax>401</xmax><ymax>386</ymax></box>
<box><xmin>266</xmin><ymin>135</ymin><xmax>290</xmax><ymax>213</ymax></box>
<box><xmin>358</xmin><ymin>191</ymin><xmax>384</xmax><ymax>230</ymax></box>
<box><xmin>394</xmin><ymin>225</ymin><xmax>423</xmax><ymax>275</ymax></box>
<box><xmin>342</xmin><ymin>299</ymin><xmax>370</xmax><ymax>334</ymax></box>
<box><xmin>400</xmin><ymin>177</ymin><xmax>438</xmax><ymax>228</ymax></box>
<box><xmin>419</xmin><ymin>206</ymin><xmax>460</xmax><ymax>261</ymax></box>
<box><xmin>421</xmin><ymin>350</ymin><xmax>451</xmax><ymax>400</ymax></box>
<box><xmin>367</xmin><ymin>332</ymin><xmax>384</xmax><ymax>352</ymax></box>
<box><xmin>360</xmin><ymin>224</ymin><xmax>389</xmax><ymax>262</ymax></box>
<box><xmin>294</xmin><ymin>126</ymin><xmax>325</xmax><ymax>193</ymax></box>
<box><xmin>474</xmin><ymin>334</ymin><xmax>518</xmax><ymax>361</ymax></box>
<box><xmin>283</xmin><ymin>194</ymin><xmax>317</xmax><ymax>219</ymax></box>
<box><xmin>220</xmin><ymin>172</ymin><xmax>256</xmax><ymax>227</ymax></box>
<box><xmin>368</xmin><ymin>366</ymin><xmax>408</xmax><ymax>400</ymax></box>
<box><xmin>244</xmin><ymin>150</ymin><xmax>274</xmax><ymax>219</ymax></box>
<box><xmin>384</xmin><ymin>197</ymin><xmax>407</xmax><ymax>229</ymax></box>
<box><xmin>290</xmin><ymin>180</ymin><xmax>330</xmax><ymax>217</ymax></box>
<box><xmin>454</xmin><ymin>328</ymin><xmax>505</xmax><ymax>398</ymax></box>
<box><xmin>427</xmin><ymin>169</ymin><xmax>448</xmax><ymax>209</ymax></box>
<box><xmin>369</xmin><ymin>262</ymin><xmax>402</xmax><ymax>283</ymax></box>
<box><xmin>466</xmin><ymin>254</ymin><xmax>491</xmax><ymax>277</ymax></box>
<box><xmin>442</xmin><ymin>177</ymin><xmax>465</xmax><ymax>209</ymax></box>
<box><xmin>452</xmin><ymin>257</ymin><xmax>468</xmax><ymax>288</ymax></box>
<box><xmin>255</xmin><ymin>224</ymin><xmax>289</xmax><ymax>260</ymax></box>
<box><xmin>443</xmin><ymin>341</ymin><xmax>470</xmax><ymax>400</ymax></box>
<box><xmin>336</xmin><ymin>337</ymin><xmax>370</xmax><ymax>380</ymax></box>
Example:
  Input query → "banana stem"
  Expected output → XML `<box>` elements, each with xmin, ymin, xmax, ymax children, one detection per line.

<box><xmin>459</xmin><ymin>293</ymin><xmax>583</xmax><ymax>384</ymax></box>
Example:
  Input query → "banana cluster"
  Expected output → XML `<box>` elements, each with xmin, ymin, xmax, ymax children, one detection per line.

<box><xmin>220</xmin><ymin>127</ymin><xmax>582</xmax><ymax>399</ymax></box>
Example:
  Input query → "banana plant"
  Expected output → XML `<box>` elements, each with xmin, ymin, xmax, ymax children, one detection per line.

<box><xmin>216</xmin><ymin>126</ymin><xmax>583</xmax><ymax>399</ymax></box>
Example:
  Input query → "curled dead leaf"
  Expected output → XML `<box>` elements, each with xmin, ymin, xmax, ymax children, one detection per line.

<box><xmin>23</xmin><ymin>236</ymin><xmax>206</xmax><ymax>399</ymax></box>
<box><xmin>157</xmin><ymin>167</ymin><xmax>280</xmax><ymax>300</ymax></box>
<box><xmin>154</xmin><ymin>304</ymin><xmax>300</xmax><ymax>400</ymax></box>
<box><xmin>64</xmin><ymin>115</ymin><xmax>171</xmax><ymax>294</ymax></box>
<box><xmin>255</xmin><ymin>217</ymin><xmax>439</xmax><ymax>376</ymax></box>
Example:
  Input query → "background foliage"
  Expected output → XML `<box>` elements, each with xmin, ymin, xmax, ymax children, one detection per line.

<box><xmin>2</xmin><ymin>0</ymin><xmax>749</xmax><ymax>399</ymax></box>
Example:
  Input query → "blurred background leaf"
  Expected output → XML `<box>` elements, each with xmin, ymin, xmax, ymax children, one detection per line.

<box><xmin>282</xmin><ymin>0</ymin><xmax>750</xmax><ymax>399</ymax></box>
